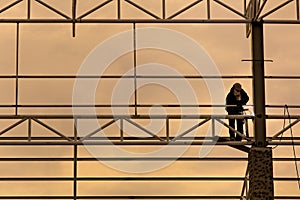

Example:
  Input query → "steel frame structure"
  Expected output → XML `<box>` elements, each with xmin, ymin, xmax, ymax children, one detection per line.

<box><xmin>0</xmin><ymin>0</ymin><xmax>300</xmax><ymax>199</ymax></box>
<box><xmin>0</xmin><ymin>0</ymin><xmax>299</xmax><ymax>23</ymax></box>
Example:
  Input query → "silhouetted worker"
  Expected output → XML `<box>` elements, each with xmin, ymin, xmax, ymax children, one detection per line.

<box><xmin>226</xmin><ymin>83</ymin><xmax>249</xmax><ymax>141</ymax></box>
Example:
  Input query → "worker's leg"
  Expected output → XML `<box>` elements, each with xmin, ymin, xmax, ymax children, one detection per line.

<box><xmin>236</xmin><ymin>119</ymin><xmax>244</xmax><ymax>141</ymax></box>
<box><xmin>228</xmin><ymin>119</ymin><xmax>235</xmax><ymax>140</ymax></box>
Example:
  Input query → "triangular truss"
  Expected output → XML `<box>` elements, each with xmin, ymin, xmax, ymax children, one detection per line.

<box><xmin>0</xmin><ymin>116</ymin><xmax>71</xmax><ymax>141</ymax></box>
<box><xmin>0</xmin><ymin>0</ymin><xmax>299</xmax><ymax>21</ymax></box>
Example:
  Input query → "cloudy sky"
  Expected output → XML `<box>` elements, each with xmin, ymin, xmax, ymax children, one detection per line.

<box><xmin>0</xmin><ymin>0</ymin><xmax>299</xmax><ymax>198</ymax></box>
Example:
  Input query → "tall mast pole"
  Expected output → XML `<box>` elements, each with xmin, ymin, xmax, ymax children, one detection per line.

<box><xmin>249</xmin><ymin>1</ymin><xmax>274</xmax><ymax>198</ymax></box>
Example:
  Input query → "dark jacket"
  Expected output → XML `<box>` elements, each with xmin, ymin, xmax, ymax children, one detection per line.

<box><xmin>226</xmin><ymin>86</ymin><xmax>249</xmax><ymax>114</ymax></box>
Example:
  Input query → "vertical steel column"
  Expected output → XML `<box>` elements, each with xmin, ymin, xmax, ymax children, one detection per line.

<box><xmin>297</xmin><ymin>0</ymin><xmax>300</xmax><ymax>20</ymax></box>
<box><xmin>166</xmin><ymin>117</ymin><xmax>169</xmax><ymax>141</ymax></box>
<box><xmin>73</xmin><ymin>143</ymin><xmax>78</xmax><ymax>200</ymax></box>
<box><xmin>27</xmin><ymin>0</ymin><xmax>31</xmax><ymax>19</ymax></box>
<box><xmin>162</xmin><ymin>0</ymin><xmax>166</xmax><ymax>19</ymax></box>
<box><xmin>73</xmin><ymin>118</ymin><xmax>78</xmax><ymax>200</ymax></box>
<box><xmin>250</xmin><ymin>18</ymin><xmax>274</xmax><ymax>199</ymax></box>
<box><xmin>251</xmin><ymin>21</ymin><xmax>266</xmax><ymax>147</ymax></box>
<box><xmin>15</xmin><ymin>23</ymin><xmax>20</xmax><ymax>116</ymax></box>
<box><xmin>72</xmin><ymin>0</ymin><xmax>77</xmax><ymax>37</ymax></box>
<box><xmin>120</xmin><ymin>118</ymin><xmax>124</xmax><ymax>141</ymax></box>
<box><xmin>207</xmin><ymin>0</ymin><xmax>210</xmax><ymax>19</ymax></box>
<box><xmin>117</xmin><ymin>0</ymin><xmax>121</xmax><ymax>19</ymax></box>
<box><xmin>28</xmin><ymin>118</ymin><xmax>31</xmax><ymax>141</ymax></box>
<box><xmin>211</xmin><ymin>118</ymin><xmax>215</xmax><ymax>137</ymax></box>
<box><xmin>133</xmin><ymin>23</ymin><xmax>138</xmax><ymax>116</ymax></box>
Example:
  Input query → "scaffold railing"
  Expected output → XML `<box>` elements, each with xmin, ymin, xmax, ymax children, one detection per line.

<box><xmin>0</xmin><ymin>113</ymin><xmax>298</xmax><ymax>144</ymax></box>
<box><xmin>0</xmin><ymin>113</ymin><xmax>298</xmax><ymax>200</ymax></box>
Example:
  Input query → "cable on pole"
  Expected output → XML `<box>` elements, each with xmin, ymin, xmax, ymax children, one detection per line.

<box><xmin>272</xmin><ymin>105</ymin><xmax>287</xmax><ymax>150</ymax></box>
<box><xmin>285</xmin><ymin>104</ymin><xmax>300</xmax><ymax>190</ymax></box>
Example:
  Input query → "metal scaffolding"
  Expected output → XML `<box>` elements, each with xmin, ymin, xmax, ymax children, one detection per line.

<box><xmin>0</xmin><ymin>0</ymin><xmax>299</xmax><ymax>199</ymax></box>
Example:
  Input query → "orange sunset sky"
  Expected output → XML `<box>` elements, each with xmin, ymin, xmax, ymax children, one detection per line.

<box><xmin>0</xmin><ymin>0</ymin><xmax>299</xmax><ymax>198</ymax></box>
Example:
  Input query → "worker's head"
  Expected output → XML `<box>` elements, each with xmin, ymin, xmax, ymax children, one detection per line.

<box><xmin>233</xmin><ymin>83</ymin><xmax>241</xmax><ymax>96</ymax></box>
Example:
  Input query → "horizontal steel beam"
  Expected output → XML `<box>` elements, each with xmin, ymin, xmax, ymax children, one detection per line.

<box><xmin>0</xmin><ymin>136</ymin><xmax>298</xmax><ymax>141</ymax></box>
<box><xmin>0</xmin><ymin>19</ymin><xmax>299</xmax><ymax>24</ymax></box>
<box><xmin>0</xmin><ymin>157</ymin><xmax>298</xmax><ymax>161</ymax></box>
<box><xmin>0</xmin><ymin>177</ymin><xmax>246</xmax><ymax>181</ymax></box>
<box><xmin>0</xmin><ymin>141</ymin><xmax>255</xmax><ymax>145</ymax></box>
<box><xmin>0</xmin><ymin>104</ymin><xmax>299</xmax><ymax>109</ymax></box>
<box><xmin>0</xmin><ymin>19</ymin><xmax>253</xmax><ymax>23</ymax></box>
<box><xmin>1</xmin><ymin>75</ymin><xmax>300</xmax><ymax>79</ymax></box>
<box><xmin>264</xmin><ymin>19</ymin><xmax>300</xmax><ymax>24</ymax></box>
<box><xmin>0</xmin><ymin>176</ymin><xmax>300</xmax><ymax>182</ymax></box>
<box><xmin>0</xmin><ymin>195</ymin><xmax>298</xmax><ymax>199</ymax></box>
<box><xmin>0</xmin><ymin>196</ymin><xmax>244</xmax><ymax>199</ymax></box>
<box><xmin>0</xmin><ymin>177</ymin><xmax>296</xmax><ymax>181</ymax></box>
<box><xmin>0</xmin><ymin>75</ymin><xmax>255</xmax><ymax>79</ymax></box>
<box><xmin>0</xmin><ymin>140</ymin><xmax>299</xmax><ymax>145</ymax></box>
<box><xmin>0</xmin><ymin>104</ymin><xmax>232</xmax><ymax>108</ymax></box>
<box><xmin>0</xmin><ymin>114</ymin><xmax>264</xmax><ymax>119</ymax></box>
<box><xmin>0</xmin><ymin>114</ymin><xmax>296</xmax><ymax>119</ymax></box>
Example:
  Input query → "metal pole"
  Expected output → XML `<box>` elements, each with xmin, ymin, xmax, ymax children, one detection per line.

<box><xmin>120</xmin><ymin>118</ymin><xmax>124</xmax><ymax>141</ymax></box>
<box><xmin>28</xmin><ymin>118</ymin><xmax>31</xmax><ymax>141</ymax></box>
<box><xmin>250</xmin><ymin>14</ymin><xmax>274</xmax><ymax>198</ymax></box>
<box><xmin>117</xmin><ymin>0</ymin><xmax>121</xmax><ymax>19</ymax></box>
<box><xmin>166</xmin><ymin>117</ymin><xmax>169</xmax><ymax>141</ymax></box>
<box><xmin>207</xmin><ymin>0</ymin><xmax>211</xmax><ymax>19</ymax></box>
<box><xmin>72</xmin><ymin>0</ymin><xmax>77</xmax><ymax>37</ymax></box>
<box><xmin>162</xmin><ymin>0</ymin><xmax>166</xmax><ymax>19</ymax></box>
<box><xmin>251</xmin><ymin>21</ymin><xmax>266</xmax><ymax>147</ymax></box>
<box><xmin>73</xmin><ymin>118</ymin><xmax>78</xmax><ymax>200</ymax></box>
<box><xmin>211</xmin><ymin>118</ymin><xmax>215</xmax><ymax>137</ymax></box>
<box><xmin>15</xmin><ymin>23</ymin><xmax>20</xmax><ymax>116</ymax></box>
<box><xmin>73</xmin><ymin>143</ymin><xmax>78</xmax><ymax>200</ymax></box>
<box><xmin>27</xmin><ymin>0</ymin><xmax>31</xmax><ymax>19</ymax></box>
<box><xmin>297</xmin><ymin>0</ymin><xmax>300</xmax><ymax>20</ymax></box>
<box><xmin>133</xmin><ymin>23</ymin><xmax>138</xmax><ymax>116</ymax></box>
